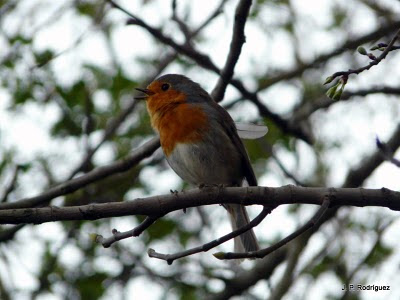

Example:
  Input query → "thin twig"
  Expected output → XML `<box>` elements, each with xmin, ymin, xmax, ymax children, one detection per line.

<box><xmin>214</xmin><ymin>199</ymin><xmax>330</xmax><ymax>260</ymax></box>
<box><xmin>376</xmin><ymin>135</ymin><xmax>400</xmax><ymax>167</ymax></box>
<box><xmin>0</xmin><ymin>0</ymin><xmax>228</xmax><ymax>243</ymax></box>
<box><xmin>68</xmin><ymin>99</ymin><xmax>139</xmax><ymax>178</ymax></box>
<box><xmin>108</xmin><ymin>0</ymin><xmax>313</xmax><ymax>144</ymax></box>
<box><xmin>345</xmin><ymin>123</ymin><xmax>400</xmax><ymax>187</ymax></box>
<box><xmin>326</xmin><ymin>28</ymin><xmax>400</xmax><ymax>82</ymax></box>
<box><xmin>267</xmin><ymin>238</ymin><xmax>303</xmax><ymax>300</ymax></box>
<box><xmin>293</xmin><ymin>86</ymin><xmax>400</xmax><ymax>122</ymax></box>
<box><xmin>257</xmin><ymin>21</ymin><xmax>400</xmax><ymax>90</ymax></box>
<box><xmin>148</xmin><ymin>205</ymin><xmax>274</xmax><ymax>264</ymax></box>
<box><xmin>257</xmin><ymin>138</ymin><xmax>306</xmax><ymax>186</ymax></box>
<box><xmin>0</xmin><ymin>165</ymin><xmax>20</xmax><ymax>203</ymax></box>
<box><xmin>191</xmin><ymin>0</ymin><xmax>227</xmax><ymax>37</ymax></box>
<box><xmin>346</xmin><ymin>220</ymin><xmax>392</xmax><ymax>282</ymax></box>
<box><xmin>69</xmin><ymin>0</ymin><xmax>227</xmax><ymax>179</ymax></box>
<box><xmin>96</xmin><ymin>214</ymin><xmax>162</xmax><ymax>248</ymax></box>
<box><xmin>0</xmin><ymin>137</ymin><xmax>160</xmax><ymax>210</ymax></box>
<box><xmin>211</xmin><ymin>122</ymin><xmax>400</xmax><ymax>298</ymax></box>
<box><xmin>272</xmin><ymin>154</ymin><xmax>305</xmax><ymax>186</ymax></box>
<box><xmin>340</xmin><ymin>220</ymin><xmax>393</xmax><ymax>300</ymax></box>
<box><xmin>171</xmin><ymin>0</ymin><xmax>191</xmax><ymax>40</ymax></box>
<box><xmin>0</xmin><ymin>224</ymin><xmax>25</xmax><ymax>242</ymax></box>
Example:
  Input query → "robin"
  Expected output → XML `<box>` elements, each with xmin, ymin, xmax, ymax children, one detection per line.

<box><xmin>135</xmin><ymin>74</ymin><xmax>267</xmax><ymax>254</ymax></box>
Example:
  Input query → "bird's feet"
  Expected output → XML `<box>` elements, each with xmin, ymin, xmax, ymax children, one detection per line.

<box><xmin>198</xmin><ymin>183</ymin><xmax>228</xmax><ymax>189</ymax></box>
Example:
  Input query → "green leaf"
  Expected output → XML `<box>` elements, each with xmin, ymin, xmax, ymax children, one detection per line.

<box><xmin>324</xmin><ymin>76</ymin><xmax>334</xmax><ymax>85</ymax></box>
<box><xmin>8</xmin><ymin>34</ymin><xmax>32</xmax><ymax>45</ymax></box>
<box><xmin>57</xmin><ymin>80</ymin><xmax>87</xmax><ymax>108</ymax></box>
<box><xmin>51</xmin><ymin>112</ymin><xmax>82</xmax><ymax>137</ymax></box>
<box><xmin>326</xmin><ymin>83</ymin><xmax>339</xmax><ymax>99</ymax></box>
<box><xmin>13</xmin><ymin>78</ymin><xmax>33</xmax><ymax>105</ymax></box>
<box><xmin>76</xmin><ymin>2</ymin><xmax>97</xmax><ymax>17</ymax></box>
<box><xmin>75</xmin><ymin>273</ymin><xmax>108</xmax><ymax>300</ymax></box>
<box><xmin>34</xmin><ymin>50</ymin><xmax>54</xmax><ymax>66</ymax></box>
<box><xmin>365</xmin><ymin>241</ymin><xmax>392</xmax><ymax>267</ymax></box>
<box><xmin>179</xmin><ymin>284</ymin><xmax>197</xmax><ymax>300</ymax></box>
<box><xmin>110</xmin><ymin>69</ymin><xmax>137</xmax><ymax>101</ymax></box>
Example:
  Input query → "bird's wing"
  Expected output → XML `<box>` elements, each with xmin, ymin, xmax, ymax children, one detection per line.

<box><xmin>235</xmin><ymin>122</ymin><xmax>268</xmax><ymax>139</ymax></box>
<box><xmin>209</xmin><ymin>102</ymin><xmax>258</xmax><ymax>186</ymax></box>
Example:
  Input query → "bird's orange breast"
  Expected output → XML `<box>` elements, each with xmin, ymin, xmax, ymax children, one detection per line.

<box><xmin>146</xmin><ymin>91</ymin><xmax>209</xmax><ymax>156</ymax></box>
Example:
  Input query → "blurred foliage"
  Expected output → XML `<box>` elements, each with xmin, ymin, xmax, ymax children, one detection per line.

<box><xmin>0</xmin><ymin>0</ymin><xmax>399</xmax><ymax>299</ymax></box>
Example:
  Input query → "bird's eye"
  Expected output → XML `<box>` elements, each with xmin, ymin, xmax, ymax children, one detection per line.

<box><xmin>161</xmin><ymin>83</ymin><xmax>170</xmax><ymax>91</ymax></box>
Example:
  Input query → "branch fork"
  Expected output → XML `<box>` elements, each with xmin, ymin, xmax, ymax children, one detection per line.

<box><xmin>96</xmin><ymin>214</ymin><xmax>162</xmax><ymax>248</ymax></box>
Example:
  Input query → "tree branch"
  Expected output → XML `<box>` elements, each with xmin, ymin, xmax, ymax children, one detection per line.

<box><xmin>208</xmin><ymin>248</ymin><xmax>287</xmax><ymax>300</ymax></box>
<box><xmin>211</xmin><ymin>0</ymin><xmax>252</xmax><ymax>102</ymax></box>
<box><xmin>325</xmin><ymin>28</ymin><xmax>400</xmax><ymax>83</ymax></box>
<box><xmin>68</xmin><ymin>99</ymin><xmax>140</xmax><ymax>178</ymax></box>
<box><xmin>0</xmin><ymin>224</ymin><xmax>25</xmax><ymax>242</ymax></box>
<box><xmin>210</xmin><ymin>121</ymin><xmax>400</xmax><ymax>298</ymax></box>
<box><xmin>214</xmin><ymin>199</ymin><xmax>330</xmax><ymax>260</ymax></box>
<box><xmin>0</xmin><ymin>186</ymin><xmax>398</xmax><ymax>225</ymax></box>
<box><xmin>0</xmin><ymin>165</ymin><xmax>20</xmax><ymax>203</ymax></box>
<box><xmin>267</xmin><ymin>235</ymin><xmax>303</xmax><ymax>300</ymax></box>
<box><xmin>257</xmin><ymin>21</ymin><xmax>400</xmax><ymax>90</ymax></box>
<box><xmin>0</xmin><ymin>137</ymin><xmax>160</xmax><ymax>210</ymax></box>
<box><xmin>293</xmin><ymin>86</ymin><xmax>400</xmax><ymax>123</ymax></box>
<box><xmin>376</xmin><ymin>135</ymin><xmax>400</xmax><ymax>168</ymax></box>
<box><xmin>344</xmin><ymin>123</ymin><xmax>400</xmax><ymax>187</ymax></box>
<box><xmin>148</xmin><ymin>205</ymin><xmax>274</xmax><ymax>265</ymax></box>
<box><xmin>96</xmin><ymin>214</ymin><xmax>163</xmax><ymax>247</ymax></box>
<box><xmin>70</xmin><ymin>1</ymin><xmax>225</xmax><ymax>179</ymax></box>
<box><xmin>108</xmin><ymin>0</ymin><xmax>313</xmax><ymax>143</ymax></box>
<box><xmin>0</xmin><ymin>0</ymin><xmax>228</xmax><ymax>243</ymax></box>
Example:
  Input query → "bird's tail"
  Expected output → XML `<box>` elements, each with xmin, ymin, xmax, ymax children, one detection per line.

<box><xmin>225</xmin><ymin>204</ymin><xmax>260</xmax><ymax>254</ymax></box>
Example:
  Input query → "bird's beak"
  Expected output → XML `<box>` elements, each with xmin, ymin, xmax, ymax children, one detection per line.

<box><xmin>135</xmin><ymin>88</ymin><xmax>154</xmax><ymax>100</ymax></box>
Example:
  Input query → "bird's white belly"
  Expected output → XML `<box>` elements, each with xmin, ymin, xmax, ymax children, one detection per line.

<box><xmin>166</xmin><ymin>142</ymin><xmax>241</xmax><ymax>186</ymax></box>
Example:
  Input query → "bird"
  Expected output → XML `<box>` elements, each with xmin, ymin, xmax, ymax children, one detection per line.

<box><xmin>135</xmin><ymin>74</ymin><xmax>267</xmax><ymax>254</ymax></box>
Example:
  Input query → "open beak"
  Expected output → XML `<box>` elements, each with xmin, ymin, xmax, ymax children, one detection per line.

<box><xmin>135</xmin><ymin>88</ymin><xmax>154</xmax><ymax>100</ymax></box>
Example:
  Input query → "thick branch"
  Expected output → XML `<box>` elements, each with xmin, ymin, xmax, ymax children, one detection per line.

<box><xmin>0</xmin><ymin>186</ymin><xmax>398</xmax><ymax>224</ymax></box>
<box><xmin>210</xmin><ymin>121</ymin><xmax>400</xmax><ymax>298</ymax></box>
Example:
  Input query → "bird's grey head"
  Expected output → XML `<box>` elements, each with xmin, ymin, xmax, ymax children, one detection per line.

<box><xmin>154</xmin><ymin>74</ymin><xmax>212</xmax><ymax>103</ymax></box>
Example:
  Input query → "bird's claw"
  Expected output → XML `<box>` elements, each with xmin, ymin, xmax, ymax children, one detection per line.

<box><xmin>170</xmin><ymin>189</ymin><xmax>179</xmax><ymax>195</ymax></box>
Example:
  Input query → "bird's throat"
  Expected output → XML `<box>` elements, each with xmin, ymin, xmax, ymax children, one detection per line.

<box><xmin>147</xmin><ymin>102</ymin><xmax>209</xmax><ymax>156</ymax></box>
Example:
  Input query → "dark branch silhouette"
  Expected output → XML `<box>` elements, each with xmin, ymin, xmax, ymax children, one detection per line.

<box><xmin>108</xmin><ymin>0</ymin><xmax>313</xmax><ymax>144</ymax></box>
<box><xmin>0</xmin><ymin>185</ymin><xmax>399</xmax><ymax>225</ymax></box>
<box><xmin>211</xmin><ymin>0</ymin><xmax>252</xmax><ymax>102</ymax></box>
<box><xmin>0</xmin><ymin>138</ymin><xmax>160</xmax><ymax>210</ymax></box>
<box><xmin>148</xmin><ymin>206</ymin><xmax>275</xmax><ymax>264</ymax></box>
<box><xmin>214</xmin><ymin>199</ymin><xmax>330</xmax><ymax>260</ymax></box>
